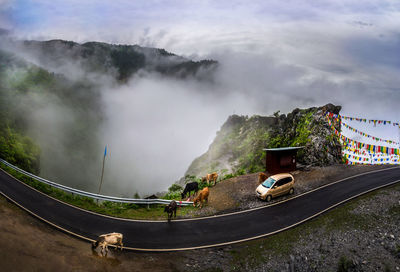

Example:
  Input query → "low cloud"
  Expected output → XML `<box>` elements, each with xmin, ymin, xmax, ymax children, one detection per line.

<box><xmin>1</xmin><ymin>0</ymin><xmax>400</xmax><ymax>195</ymax></box>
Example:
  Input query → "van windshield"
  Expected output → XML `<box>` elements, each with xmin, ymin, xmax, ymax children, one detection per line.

<box><xmin>262</xmin><ymin>177</ymin><xmax>276</xmax><ymax>188</ymax></box>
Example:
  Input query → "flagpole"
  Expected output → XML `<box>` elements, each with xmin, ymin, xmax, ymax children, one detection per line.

<box><xmin>98</xmin><ymin>146</ymin><xmax>107</xmax><ymax>195</ymax></box>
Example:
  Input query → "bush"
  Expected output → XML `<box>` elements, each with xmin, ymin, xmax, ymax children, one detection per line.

<box><xmin>163</xmin><ymin>191</ymin><xmax>181</xmax><ymax>200</ymax></box>
<box><xmin>198</xmin><ymin>181</ymin><xmax>209</xmax><ymax>190</ymax></box>
<box><xmin>168</xmin><ymin>184</ymin><xmax>183</xmax><ymax>192</ymax></box>
<box><xmin>185</xmin><ymin>175</ymin><xmax>201</xmax><ymax>183</ymax></box>
<box><xmin>235</xmin><ymin>168</ymin><xmax>246</xmax><ymax>176</ymax></box>
<box><xmin>222</xmin><ymin>173</ymin><xmax>235</xmax><ymax>180</ymax></box>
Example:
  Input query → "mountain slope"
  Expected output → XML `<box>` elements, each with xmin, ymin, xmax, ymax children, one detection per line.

<box><xmin>0</xmin><ymin>48</ymin><xmax>102</xmax><ymax>181</ymax></box>
<box><xmin>185</xmin><ymin>104</ymin><xmax>342</xmax><ymax>178</ymax></box>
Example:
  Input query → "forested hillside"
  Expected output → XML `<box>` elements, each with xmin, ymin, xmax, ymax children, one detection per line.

<box><xmin>0</xmin><ymin>49</ymin><xmax>102</xmax><ymax>175</ymax></box>
<box><xmin>6</xmin><ymin>39</ymin><xmax>217</xmax><ymax>82</ymax></box>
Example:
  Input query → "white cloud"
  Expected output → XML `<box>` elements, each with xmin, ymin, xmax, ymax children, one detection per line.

<box><xmin>3</xmin><ymin>0</ymin><xmax>400</xmax><ymax>194</ymax></box>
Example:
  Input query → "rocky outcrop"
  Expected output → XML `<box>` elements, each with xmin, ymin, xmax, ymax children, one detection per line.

<box><xmin>271</xmin><ymin>103</ymin><xmax>342</xmax><ymax>167</ymax></box>
<box><xmin>185</xmin><ymin>104</ymin><xmax>342</xmax><ymax>178</ymax></box>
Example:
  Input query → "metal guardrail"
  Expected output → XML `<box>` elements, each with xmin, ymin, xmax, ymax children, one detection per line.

<box><xmin>0</xmin><ymin>158</ymin><xmax>193</xmax><ymax>206</ymax></box>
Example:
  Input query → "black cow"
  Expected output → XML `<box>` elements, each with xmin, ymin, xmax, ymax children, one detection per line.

<box><xmin>164</xmin><ymin>200</ymin><xmax>177</xmax><ymax>221</ymax></box>
<box><xmin>181</xmin><ymin>182</ymin><xmax>199</xmax><ymax>199</ymax></box>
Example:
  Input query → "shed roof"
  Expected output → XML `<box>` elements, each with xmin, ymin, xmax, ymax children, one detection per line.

<box><xmin>263</xmin><ymin>146</ymin><xmax>304</xmax><ymax>151</ymax></box>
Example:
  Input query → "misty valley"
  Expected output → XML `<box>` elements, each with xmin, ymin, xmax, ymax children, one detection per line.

<box><xmin>1</xmin><ymin>2</ymin><xmax>400</xmax><ymax>271</ymax></box>
<box><xmin>0</xmin><ymin>37</ymin><xmax>225</xmax><ymax>197</ymax></box>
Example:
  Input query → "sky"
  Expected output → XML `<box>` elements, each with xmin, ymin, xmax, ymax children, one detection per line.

<box><xmin>2</xmin><ymin>1</ymin><xmax>400</xmax><ymax>117</ymax></box>
<box><xmin>1</xmin><ymin>0</ymin><xmax>400</xmax><ymax>194</ymax></box>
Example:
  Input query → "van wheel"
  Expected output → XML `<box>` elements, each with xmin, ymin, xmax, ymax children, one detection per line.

<box><xmin>266</xmin><ymin>195</ymin><xmax>272</xmax><ymax>202</ymax></box>
<box><xmin>289</xmin><ymin>188</ymin><xmax>294</xmax><ymax>195</ymax></box>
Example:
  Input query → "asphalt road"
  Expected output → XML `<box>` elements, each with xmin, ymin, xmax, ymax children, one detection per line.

<box><xmin>1</xmin><ymin>167</ymin><xmax>400</xmax><ymax>251</ymax></box>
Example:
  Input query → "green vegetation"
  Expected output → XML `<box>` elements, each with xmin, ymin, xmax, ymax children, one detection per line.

<box><xmin>0</xmin><ymin>163</ymin><xmax>196</xmax><ymax>220</ymax></box>
<box><xmin>268</xmin><ymin>109</ymin><xmax>315</xmax><ymax>157</ymax></box>
<box><xmin>110</xmin><ymin>46</ymin><xmax>145</xmax><ymax>81</ymax></box>
<box><xmin>0</xmin><ymin>126</ymin><xmax>40</xmax><ymax>174</ymax></box>
<box><xmin>186</xmin><ymin>115</ymin><xmax>274</xmax><ymax>177</ymax></box>
<box><xmin>164</xmin><ymin>183</ymin><xmax>183</xmax><ymax>200</ymax></box>
<box><xmin>0</xmin><ymin>49</ymin><xmax>104</xmax><ymax>186</ymax></box>
<box><xmin>0</xmin><ymin>53</ymin><xmax>41</xmax><ymax>174</ymax></box>
<box><xmin>21</xmin><ymin>40</ymin><xmax>217</xmax><ymax>82</ymax></box>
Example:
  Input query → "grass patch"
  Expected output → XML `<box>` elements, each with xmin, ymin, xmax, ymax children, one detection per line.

<box><xmin>0</xmin><ymin>163</ymin><xmax>196</xmax><ymax>220</ymax></box>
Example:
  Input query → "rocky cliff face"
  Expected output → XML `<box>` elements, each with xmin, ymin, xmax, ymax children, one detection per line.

<box><xmin>185</xmin><ymin>104</ymin><xmax>342</xmax><ymax>178</ymax></box>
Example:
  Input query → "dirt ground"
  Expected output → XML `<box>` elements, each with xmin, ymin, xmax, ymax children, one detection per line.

<box><xmin>0</xmin><ymin>164</ymin><xmax>396</xmax><ymax>271</ymax></box>
<box><xmin>0</xmin><ymin>195</ymin><xmax>188</xmax><ymax>272</ymax></box>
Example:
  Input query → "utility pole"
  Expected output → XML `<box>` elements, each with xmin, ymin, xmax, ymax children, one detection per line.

<box><xmin>98</xmin><ymin>145</ymin><xmax>107</xmax><ymax>195</ymax></box>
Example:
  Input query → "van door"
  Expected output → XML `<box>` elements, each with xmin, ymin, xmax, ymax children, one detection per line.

<box><xmin>280</xmin><ymin>177</ymin><xmax>292</xmax><ymax>194</ymax></box>
<box><xmin>271</xmin><ymin>179</ymin><xmax>285</xmax><ymax>197</ymax></box>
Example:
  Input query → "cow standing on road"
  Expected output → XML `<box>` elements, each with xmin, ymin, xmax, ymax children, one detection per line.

<box><xmin>164</xmin><ymin>200</ymin><xmax>178</xmax><ymax>221</ymax></box>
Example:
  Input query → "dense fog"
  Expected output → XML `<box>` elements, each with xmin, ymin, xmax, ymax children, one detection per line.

<box><xmin>1</xmin><ymin>0</ymin><xmax>399</xmax><ymax>196</ymax></box>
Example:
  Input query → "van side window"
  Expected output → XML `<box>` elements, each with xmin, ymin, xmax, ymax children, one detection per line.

<box><xmin>287</xmin><ymin>177</ymin><xmax>293</xmax><ymax>184</ymax></box>
<box><xmin>275</xmin><ymin>179</ymin><xmax>284</xmax><ymax>187</ymax></box>
<box><xmin>281</xmin><ymin>177</ymin><xmax>292</xmax><ymax>185</ymax></box>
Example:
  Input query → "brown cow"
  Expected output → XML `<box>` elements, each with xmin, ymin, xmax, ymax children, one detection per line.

<box><xmin>204</xmin><ymin>172</ymin><xmax>218</xmax><ymax>185</ymax></box>
<box><xmin>258</xmin><ymin>172</ymin><xmax>268</xmax><ymax>184</ymax></box>
<box><xmin>193</xmin><ymin>187</ymin><xmax>209</xmax><ymax>208</ymax></box>
<box><xmin>92</xmin><ymin>232</ymin><xmax>123</xmax><ymax>256</ymax></box>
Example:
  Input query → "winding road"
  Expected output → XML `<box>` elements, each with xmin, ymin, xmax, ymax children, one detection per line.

<box><xmin>1</xmin><ymin>167</ymin><xmax>400</xmax><ymax>251</ymax></box>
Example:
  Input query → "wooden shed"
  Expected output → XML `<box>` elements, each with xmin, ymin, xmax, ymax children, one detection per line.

<box><xmin>263</xmin><ymin>147</ymin><xmax>303</xmax><ymax>175</ymax></box>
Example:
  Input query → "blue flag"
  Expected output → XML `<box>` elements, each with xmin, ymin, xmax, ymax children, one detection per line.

<box><xmin>104</xmin><ymin>146</ymin><xmax>107</xmax><ymax>157</ymax></box>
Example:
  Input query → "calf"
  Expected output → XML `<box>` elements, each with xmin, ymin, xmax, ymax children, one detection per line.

<box><xmin>181</xmin><ymin>182</ymin><xmax>199</xmax><ymax>199</ymax></box>
<box><xmin>92</xmin><ymin>232</ymin><xmax>123</xmax><ymax>256</ymax></box>
<box><xmin>164</xmin><ymin>200</ymin><xmax>177</xmax><ymax>221</ymax></box>
<box><xmin>258</xmin><ymin>172</ymin><xmax>268</xmax><ymax>184</ymax></box>
<box><xmin>193</xmin><ymin>187</ymin><xmax>209</xmax><ymax>208</ymax></box>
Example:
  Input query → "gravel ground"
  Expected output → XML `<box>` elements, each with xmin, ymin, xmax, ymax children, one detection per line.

<box><xmin>183</xmin><ymin>164</ymin><xmax>393</xmax><ymax>218</ymax></box>
<box><xmin>173</xmin><ymin>182</ymin><xmax>400</xmax><ymax>272</ymax></box>
<box><xmin>251</xmin><ymin>183</ymin><xmax>400</xmax><ymax>272</ymax></box>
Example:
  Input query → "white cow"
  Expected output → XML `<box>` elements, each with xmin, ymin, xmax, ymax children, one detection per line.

<box><xmin>92</xmin><ymin>232</ymin><xmax>123</xmax><ymax>256</ymax></box>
